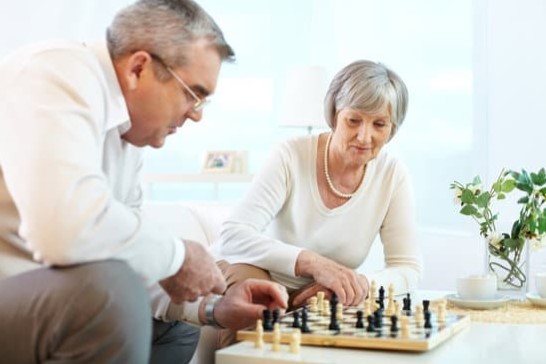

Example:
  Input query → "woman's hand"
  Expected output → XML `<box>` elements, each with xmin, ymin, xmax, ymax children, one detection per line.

<box><xmin>295</xmin><ymin>250</ymin><xmax>369</xmax><ymax>306</ymax></box>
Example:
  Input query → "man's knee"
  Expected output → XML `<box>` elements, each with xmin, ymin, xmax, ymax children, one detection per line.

<box><xmin>151</xmin><ymin>320</ymin><xmax>200</xmax><ymax>364</ymax></box>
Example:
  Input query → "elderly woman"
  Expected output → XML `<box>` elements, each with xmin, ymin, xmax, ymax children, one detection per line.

<box><xmin>219</xmin><ymin>60</ymin><xmax>422</xmax><ymax>308</ymax></box>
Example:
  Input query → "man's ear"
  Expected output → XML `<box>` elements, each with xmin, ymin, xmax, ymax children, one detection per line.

<box><xmin>122</xmin><ymin>51</ymin><xmax>153</xmax><ymax>90</ymax></box>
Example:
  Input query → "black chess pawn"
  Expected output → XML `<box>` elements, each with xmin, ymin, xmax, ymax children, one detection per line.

<box><xmin>390</xmin><ymin>315</ymin><xmax>399</xmax><ymax>333</ymax></box>
<box><xmin>272</xmin><ymin>308</ymin><xmax>281</xmax><ymax>324</ymax></box>
<box><xmin>374</xmin><ymin>309</ymin><xmax>383</xmax><ymax>329</ymax></box>
<box><xmin>424</xmin><ymin>311</ymin><xmax>433</xmax><ymax>329</ymax></box>
<box><xmin>355</xmin><ymin>310</ymin><xmax>365</xmax><ymax>329</ymax></box>
<box><xmin>402</xmin><ymin>293</ymin><xmax>411</xmax><ymax>310</ymax></box>
<box><xmin>329</xmin><ymin>308</ymin><xmax>340</xmax><ymax>331</ymax></box>
<box><xmin>263</xmin><ymin>309</ymin><xmax>273</xmax><ymax>331</ymax></box>
<box><xmin>301</xmin><ymin>307</ymin><xmax>311</xmax><ymax>333</ymax></box>
<box><xmin>377</xmin><ymin>286</ymin><xmax>386</xmax><ymax>310</ymax></box>
<box><xmin>292</xmin><ymin>311</ymin><xmax>301</xmax><ymax>329</ymax></box>
<box><xmin>366</xmin><ymin>315</ymin><xmax>375</xmax><ymax>332</ymax></box>
<box><xmin>422</xmin><ymin>300</ymin><xmax>431</xmax><ymax>313</ymax></box>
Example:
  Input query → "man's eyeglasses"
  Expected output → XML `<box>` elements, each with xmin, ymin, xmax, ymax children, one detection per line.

<box><xmin>151</xmin><ymin>54</ymin><xmax>210</xmax><ymax>112</ymax></box>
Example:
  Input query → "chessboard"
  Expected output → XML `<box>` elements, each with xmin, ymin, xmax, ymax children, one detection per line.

<box><xmin>237</xmin><ymin>288</ymin><xmax>470</xmax><ymax>352</ymax></box>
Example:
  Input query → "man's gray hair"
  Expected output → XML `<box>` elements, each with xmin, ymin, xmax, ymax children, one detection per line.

<box><xmin>107</xmin><ymin>0</ymin><xmax>234</xmax><ymax>78</ymax></box>
<box><xmin>324</xmin><ymin>60</ymin><xmax>408</xmax><ymax>140</ymax></box>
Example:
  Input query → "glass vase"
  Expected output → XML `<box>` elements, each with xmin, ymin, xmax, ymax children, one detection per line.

<box><xmin>486</xmin><ymin>239</ymin><xmax>529</xmax><ymax>297</ymax></box>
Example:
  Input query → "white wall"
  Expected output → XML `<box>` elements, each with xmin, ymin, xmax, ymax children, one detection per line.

<box><xmin>423</xmin><ymin>0</ymin><xmax>546</xmax><ymax>290</ymax></box>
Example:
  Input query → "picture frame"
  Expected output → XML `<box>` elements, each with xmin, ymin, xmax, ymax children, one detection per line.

<box><xmin>202</xmin><ymin>150</ymin><xmax>236</xmax><ymax>173</ymax></box>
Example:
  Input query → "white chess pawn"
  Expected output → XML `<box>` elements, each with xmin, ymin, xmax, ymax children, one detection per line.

<box><xmin>400</xmin><ymin>316</ymin><xmax>410</xmax><ymax>339</ymax></box>
<box><xmin>363</xmin><ymin>299</ymin><xmax>371</xmax><ymax>317</ymax></box>
<box><xmin>437</xmin><ymin>301</ymin><xmax>446</xmax><ymax>323</ymax></box>
<box><xmin>272</xmin><ymin>322</ymin><xmax>281</xmax><ymax>352</ymax></box>
<box><xmin>255</xmin><ymin>319</ymin><xmax>264</xmax><ymax>349</ymax></box>
<box><xmin>309</xmin><ymin>296</ymin><xmax>318</xmax><ymax>312</ymax></box>
<box><xmin>415</xmin><ymin>304</ymin><xmax>424</xmax><ymax>327</ymax></box>
<box><xmin>394</xmin><ymin>300</ymin><xmax>401</xmax><ymax>318</ymax></box>
<box><xmin>290</xmin><ymin>329</ymin><xmax>301</xmax><ymax>354</ymax></box>
<box><xmin>369</xmin><ymin>280</ymin><xmax>377</xmax><ymax>303</ymax></box>
<box><xmin>336</xmin><ymin>302</ymin><xmax>343</xmax><ymax>321</ymax></box>
<box><xmin>317</xmin><ymin>291</ymin><xmax>325</xmax><ymax>310</ymax></box>
<box><xmin>386</xmin><ymin>284</ymin><xmax>395</xmax><ymax>315</ymax></box>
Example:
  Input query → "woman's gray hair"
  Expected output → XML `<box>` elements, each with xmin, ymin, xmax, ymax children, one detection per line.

<box><xmin>324</xmin><ymin>60</ymin><xmax>408</xmax><ymax>140</ymax></box>
<box><xmin>107</xmin><ymin>0</ymin><xmax>235</xmax><ymax>80</ymax></box>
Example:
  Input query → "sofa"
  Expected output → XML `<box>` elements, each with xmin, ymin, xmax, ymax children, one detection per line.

<box><xmin>143</xmin><ymin>200</ymin><xmax>233</xmax><ymax>364</ymax></box>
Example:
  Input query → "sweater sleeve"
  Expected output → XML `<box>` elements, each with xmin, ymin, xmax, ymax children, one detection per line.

<box><xmin>368</xmin><ymin>162</ymin><xmax>423</xmax><ymax>293</ymax></box>
<box><xmin>220</xmin><ymin>143</ymin><xmax>304</xmax><ymax>277</ymax></box>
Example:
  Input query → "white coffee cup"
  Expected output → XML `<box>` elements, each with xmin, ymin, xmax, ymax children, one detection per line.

<box><xmin>456</xmin><ymin>274</ymin><xmax>497</xmax><ymax>300</ymax></box>
<box><xmin>535</xmin><ymin>272</ymin><xmax>546</xmax><ymax>298</ymax></box>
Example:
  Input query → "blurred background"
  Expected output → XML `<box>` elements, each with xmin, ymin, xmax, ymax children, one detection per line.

<box><xmin>1</xmin><ymin>0</ymin><xmax>545</xmax><ymax>288</ymax></box>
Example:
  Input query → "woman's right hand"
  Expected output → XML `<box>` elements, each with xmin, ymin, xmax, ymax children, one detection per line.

<box><xmin>294</xmin><ymin>250</ymin><xmax>367</xmax><ymax>306</ymax></box>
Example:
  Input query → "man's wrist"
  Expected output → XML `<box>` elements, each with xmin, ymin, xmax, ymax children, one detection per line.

<box><xmin>203</xmin><ymin>294</ymin><xmax>224</xmax><ymax>328</ymax></box>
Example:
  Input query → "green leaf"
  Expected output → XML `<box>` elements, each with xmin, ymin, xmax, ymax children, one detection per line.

<box><xmin>497</xmin><ymin>193</ymin><xmax>506</xmax><ymax>200</ymax></box>
<box><xmin>476</xmin><ymin>192</ymin><xmax>490</xmax><ymax>208</ymax></box>
<box><xmin>518</xmin><ymin>196</ymin><xmax>529</xmax><ymax>204</ymax></box>
<box><xmin>501</xmin><ymin>179</ymin><xmax>517</xmax><ymax>193</ymax></box>
<box><xmin>531</xmin><ymin>170</ymin><xmax>546</xmax><ymax>186</ymax></box>
<box><xmin>539</xmin><ymin>216</ymin><xmax>546</xmax><ymax>234</ymax></box>
<box><xmin>492</xmin><ymin>181</ymin><xmax>502</xmax><ymax>193</ymax></box>
<box><xmin>503</xmin><ymin>238</ymin><xmax>519</xmax><ymax>249</ymax></box>
<box><xmin>460</xmin><ymin>205</ymin><xmax>478</xmax><ymax>216</ymax></box>
<box><xmin>472</xmin><ymin>176</ymin><xmax>482</xmax><ymax>185</ymax></box>
<box><xmin>516</xmin><ymin>181</ymin><xmax>533</xmax><ymax>194</ymax></box>
<box><xmin>461</xmin><ymin>189</ymin><xmax>475</xmax><ymax>204</ymax></box>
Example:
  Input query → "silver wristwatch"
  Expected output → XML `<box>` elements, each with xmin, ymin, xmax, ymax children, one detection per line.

<box><xmin>204</xmin><ymin>294</ymin><xmax>223</xmax><ymax>328</ymax></box>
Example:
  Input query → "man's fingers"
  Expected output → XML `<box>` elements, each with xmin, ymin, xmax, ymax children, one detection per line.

<box><xmin>245</xmin><ymin>279</ymin><xmax>288</xmax><ymax>308</ymax></box>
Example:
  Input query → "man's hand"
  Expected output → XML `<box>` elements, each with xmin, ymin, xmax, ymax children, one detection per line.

<box><xmin>213</xmin><ymin>279</ymin><xmax>288</xmax><ymax>330</ymax></box>
<box><xmin>160</xmin><ymin>240</ymin><xmax>226</xmax><ymax>304</ymax></box>
<box><xmin>295</xmin><ymin>250</ymin><xmax>368</xmax><ymax>306</ymax></box>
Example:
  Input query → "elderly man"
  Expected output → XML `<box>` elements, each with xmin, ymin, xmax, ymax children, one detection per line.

<box><xmin>0</xmin><ymin>1</ymin><xmax>287</xmax><ymax>363</ymax></box>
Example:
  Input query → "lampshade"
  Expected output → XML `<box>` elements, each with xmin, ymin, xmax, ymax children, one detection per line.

<box><xmin>279</xmin><ymin>65</ymin><xmax>328</xmax><ymax>132</ymax></box>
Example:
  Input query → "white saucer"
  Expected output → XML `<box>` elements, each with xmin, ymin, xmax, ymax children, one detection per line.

<box><xmin>526</xmin><ymin>292</ymin><xmax>546</xmax><ymax>308</ymax></box>
<box><xmin>445</xmin><ymin>293</ymin><xmax>510</xmax><ymax>310</ymax></box>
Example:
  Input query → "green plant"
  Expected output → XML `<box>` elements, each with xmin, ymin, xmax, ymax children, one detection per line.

<box><xmin>450</xmin><ymin>168</ymin><xmax>546</xmax><ymax>289</ymax></box>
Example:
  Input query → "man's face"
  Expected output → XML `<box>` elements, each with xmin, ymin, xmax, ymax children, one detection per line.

<box><xmin>120</xmin><ymin>39</ymin><xmax>222</xmax><ymax>148</ymax></box>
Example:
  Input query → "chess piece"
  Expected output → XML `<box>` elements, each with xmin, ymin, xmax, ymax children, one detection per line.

<box><xmin>301</xmin><ymin>307</ymin><xmax>311</xmax><ymax>333</ymax></box>
<box><xmin>322</xmin><ymin>300</ymin><xmax>330</xmax><ymax>317</ymax></box>
<box><xmin>329</xmin><ymin>304</ymin><xmax>340</xmax><ymax>331</ymax></box>
<box><xmin>356</xmin><ymin>310</ymin><xmax>365</xmax><ymax>329</ymax></box>
<box><xmin>272</xmin><ymin>308</ymin><xmax>281</xmax><ymax>324</ymax></box>
<box><xmin>386</xmin><ymin>284</ymin><xmax>395</xmax><ymax>315</ymax></box>
<box><xmin>366</xmin><ymin>315</ymin><xmax>375</xmax><ymax>332</ymax></box>
<box><xmin>263</xmin><ymin>309</ymin><xmax>273</xmax><ymax>331</ymax></box>
<box><xmin>309</xmin><ymin>296</ymin><xmax>318</xmax><ymax>312</ymax></box>
<box><xmin>378</xmin><ymin>285</ymin><xmax>385</xmax><ymax>310</ymax></box>
<box><xmin>394</xmin><ymin>300</ymin><xmax>401</xmax><ymax>318</ymax></box>
<box><xmin>437</xmin><ymin>301</ymin><xmax>446</xmax><ymax>323</ymax></box>
<box><xmin>415</xmin><ymin>304</ymin><xmax>423</xmax><ymax>327</ymax></box>
<box><xmin>336</xmin><ymin>302</ymin><xmax>343</xmax><ymax>322</ymax></box>
<box><xmin>373</xmin><ymin>309</ymin><xmax>383</xmax><ymax>329</ymax></box>
<box><xmin>400</xmin><ymin>316</ymin><xmax>410</xmax><ymax>339</ymax></box>
<box><xmin>255</xmin><ymin>319</ymin><xmax>264</xmax><ymax>349</ymax></box>
<box><xmin>317</xmin><ymin>291</ymin><xmax>325</xmax><ymax>311</ymax></box>
<box><xmin>290</xmin><ymin>329</ymin><xmax>301</xmax><ymax>354</ymax></box>
<box><xmin>369</xmin><ymin>280</ymin><xmax>377</xmax><ymax>303</ymax></box>
<box><xmin>272</xmin><ymin>322</ymin><xmax>281</xmax><ymax>352</ymax></box>
<box><xmin>424</xmin><ymin>311</ymin><xmax>432</xmax><ymax>329</ymax></box>
<box><xmin>423</xmin><ymin>300</ymin><xmax>431</xmax><ymax>314</ymax></box>
<box><xmin>292</xmin><ymin>310</ymin><xmax>301</xmax><ymax>328</ymax></box>
<box><xmin>402</xmin><ymin>293</ymin><xmax>412</xmax><ymax>314</ymax></box>
<box><xmin>390</xmin><ymin>315</ymin><xmax>399</xmax><ymax>335</ymax></box>
<box><xmin>363</xmin><ymin>299</ymin><xmax>371</xmax><ymax>317</ymax></box>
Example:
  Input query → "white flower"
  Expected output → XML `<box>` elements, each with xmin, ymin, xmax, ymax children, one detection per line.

<box><xmin>487</xmin><ymin>232</ymin><xmax>503</xmax><ymax>249</ymax></box>
<box><xmin>469</xmin><ymin>184</ymin><xmax>482</xmax><ymax>195</ymax></box>
<box><xmin>453</xmin><ymin>187</ymin><xmax>462</xmax><ymax>205</ymax></box>
<box><xmin>529</xmin><ymin>235</ymin><xmax>546</xmax><ymax>251</ymax></box>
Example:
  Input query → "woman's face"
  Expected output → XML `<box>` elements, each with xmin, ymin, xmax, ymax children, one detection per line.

<box><xmin>331</xmin><ymin>108</ymin><xmax>392</xmax><ymax>167</ymax></box>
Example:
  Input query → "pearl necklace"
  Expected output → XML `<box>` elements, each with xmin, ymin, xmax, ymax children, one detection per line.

<box><xmin>323</xmin><ymin>133</ymin><xmax>365</xmax><ymax>199</ymax></box>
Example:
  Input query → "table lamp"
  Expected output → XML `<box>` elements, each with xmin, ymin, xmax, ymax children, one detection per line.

<box><xmin>279</xmin><ymin>65</ymin><xmax>329</xmax><ymax>134</ymax></box>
